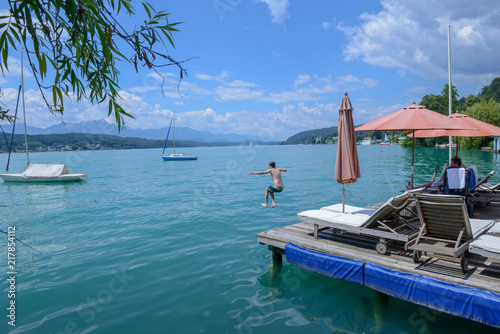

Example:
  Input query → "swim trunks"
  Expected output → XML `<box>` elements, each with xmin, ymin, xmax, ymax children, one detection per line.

<box><xmin>267</xmin><ymin>185</ymin><xmax>283</xmax><ymax>193</ymax></box>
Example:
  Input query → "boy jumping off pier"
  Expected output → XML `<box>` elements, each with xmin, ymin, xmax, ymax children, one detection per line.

<box><xmin>249</xmin><ymin>161</ymin><xmax>287</xmax><ymax>208</ymax></box>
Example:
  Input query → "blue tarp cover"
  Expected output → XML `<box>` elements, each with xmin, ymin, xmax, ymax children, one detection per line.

<box><xmin>285</xmin><ymin>242</ymin><xmax>364</xmax><ymax>285</ymax></box>
<box><xmin>283</xmin><ymin>242</ymin><xmax>500</xmax><ymax>328</ymax></box>
<box><xmin>364</xmin><ymin>262</ymin><xmax>500</xmax><ymax>327</ymax></box>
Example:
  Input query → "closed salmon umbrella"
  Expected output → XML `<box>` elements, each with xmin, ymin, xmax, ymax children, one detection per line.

<box><xmin>335</xmin><ymin>92</ymin><xmax>360</xmax><ymax>213</ymax></box>
<box><xmin>355</xmin><ymin>103</ymin><xmax>477</xmax><ymax>187</ymax></box>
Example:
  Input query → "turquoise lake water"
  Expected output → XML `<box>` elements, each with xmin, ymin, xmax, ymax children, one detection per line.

<box><xmin>1</xmin><ymin>144</ymin><xmax>500</xmax><ymax>334</ymax></box>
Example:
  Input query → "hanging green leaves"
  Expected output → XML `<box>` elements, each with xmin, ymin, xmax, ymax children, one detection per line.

<box><xmin>1</xmin><ymin>0</ymin><xmax>190</xmax><ymax>130</ymax></box>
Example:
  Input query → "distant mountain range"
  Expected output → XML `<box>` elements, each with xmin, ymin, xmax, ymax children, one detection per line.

<box><xmin>1</xmin><ymin>119</ymin><xmax>259</xmax><ymax>143</ymax></box>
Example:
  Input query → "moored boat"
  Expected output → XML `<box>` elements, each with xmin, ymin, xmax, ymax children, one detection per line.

<box><xmin>1</xmin><ymin>164</ymin><xmax>87</xmax><ymax>182</ymax></box>
<box><xmin>161</xmin><ymin>111</ymin><xmax>198</xmax><ymax>161</ymax></box>
<box><xmin>1</xmin><ymin>52</ymin><xmax>87</xmax><ymax>183</ymax></box>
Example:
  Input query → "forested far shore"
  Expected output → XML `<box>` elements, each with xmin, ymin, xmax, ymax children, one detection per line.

<box><xmin>0</xmin><ymin>133</ymin><xmax>253</xmax><ymax>153</ymax></box>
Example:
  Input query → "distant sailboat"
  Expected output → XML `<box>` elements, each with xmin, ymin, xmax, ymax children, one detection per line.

<box><xmin>249</xmin><ymin>141</ymin><xmax>253</xmax><ymax>147</ymax></box>
<box><xmin>380</xmin><ymin>133</ymin><xmax>391</xmax><ymax>145</ymax></box>
<box><xmin>161</xmin><ymin>111</ymin><xmax>198</xmax><ymax>161</ymax></box>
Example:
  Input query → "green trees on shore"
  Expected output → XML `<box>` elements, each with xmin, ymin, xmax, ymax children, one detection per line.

<box><xmin>420</xmin><ymin>84</ymin><xmax>459</xmax><ymax>116</ymax></box>
<box><xmin>460</xmin><ymin>99</ymin><xmax>500</xmax><ymax>149</ymax></box>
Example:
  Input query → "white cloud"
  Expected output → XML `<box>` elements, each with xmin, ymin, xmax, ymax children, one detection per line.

<box><xmin>0</xmin><ymin>87</ymin><xmax>109</xmax><ymax>129</ymax></box>
<box><xmin>455</xmin><ymin>25</ymin><xmax>487</xmax><ymax>48</ymax></box>
<box><xmin>262</xmin><ymin>74</ymin><xmax>379</xmax><ymax>104</ymax></box>
<box><xmin>194</xmin><ymin>71</ymin><xmax>231</xmax><ymax>82</ymax></box>
<box><xmin>0</xmin><ymin>57</ymin><xmax>33</xmax><ymax>80</ymax></box>
<box><xmin>336</xmin><ymin>0</ymin><xmax>500</xmax><ymax>84</ymax></box>
<box><xmin>227</xmin><ymin>80</ymin><xmax>257</xmax><ymax>88</ymax></box>
<box><xmin>294</xmin><ymin>74</ymin><xmax>311</xmax><ymax>86</ymax></box>
<box><xmin>337</xmin><ymin>75</ymin><xmax>379</xmax><ymax>89</ymax></box>
<box><xmin>321</xmin><ymin>19</ymin><xmax>336</xmax><ymax>31</ymax></box>
<box><xmin>183</xmin><ymin>72</ymin><xmax>378</xmax><ymax>104</ymax></box>
<box><xmin>174</xmin><ymin>103</ymin><xmax>338</xmax><ymax>139</ymax></box>
<box><xmin>214</xmin><ymin>86</ymin><xmax>264</xmax><ymax>101</ymax></box>
<box><xmin>0</xmin><ymin>85</ymin><xmax>378</xmax><ymax>139</ymax></box>
<box><xmin>257</xmin><ymin>0</ymin><xmax>290</xmax><ymax>25</ymax></box>
<box><xmin>0</xmin><ymin>70</ymin><xmax>378</xmax><ymax>138</ymax></box>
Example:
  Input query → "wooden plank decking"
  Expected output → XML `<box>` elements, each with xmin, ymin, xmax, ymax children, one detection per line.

<box><xmin>257</xmin><ymin>202</ymin><xmax>500</xmax><ymax>294</ymax></box>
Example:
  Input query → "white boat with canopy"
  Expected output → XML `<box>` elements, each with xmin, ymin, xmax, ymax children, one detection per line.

<box><xmin>0</xmin><ymin>52</ymin><xmax>87</xmax><ymax>182</ymax></box>
<box><xmin>1</xmin><ymin>164</ymin><xmax>87</xmax><ymax>182</ymax></box>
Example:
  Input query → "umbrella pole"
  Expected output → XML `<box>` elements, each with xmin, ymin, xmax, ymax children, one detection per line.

<box><xmin>456</xmin><ymin>136</ymin><xmax>458</xmax><ymax>156</ymax></box>
<box><xmin>412</xmin><ymin>130</ymin><xmax>415</xmax><ymax>188</ymax></box>
<box><xmin>342</xmin><ymin>183</ymin><xmax>345</xmax><ymax>213</ymax></box>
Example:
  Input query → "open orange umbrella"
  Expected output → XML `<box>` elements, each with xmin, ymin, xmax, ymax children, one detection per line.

<box><xmin>412</xmin><ymin>113</ymin><xmax>500</xmax><ymax>137</ymax></box>
<box><xmin>335</xmin><ymin>92</ymin><xmax>360</xmax><ymax>212</ymax></box>
<box><xmin>411</xmin><ymin>113</ymin><xmax>500</xmax><ymax>156</ymax></box>
<box><xmin>355</xmin><ymin>103</ymin><xmax>477</xmax><ymax>186</ymax></box>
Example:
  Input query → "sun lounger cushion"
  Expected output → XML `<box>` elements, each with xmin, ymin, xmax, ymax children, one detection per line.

<box><xmin>321</xmin><ymin>204</ymin><xmax>377</xmax><ymax>216</ymax></box>
<box><xmin>469</xmin><ymin>219</ymin><xmax>496</xmax><ymax>238</ymax></box>
<box><xmin>486</xmin><ymin>223</ymin><xmax>500</xmax><ymax>235</ymax></box>
<box><xmin>298</xmin><ymin>210</ymin><xmax>344</xmax><ymax>221</ymax></box>
<box><xmin>470</xmin><ymin>235</ymin><xmax>500</xmax><ymax>255</ymax></box>
<box><xmin>298</xmin><ymin>210</ymin><xmax>369</xmax><ymax>227</ymax></box>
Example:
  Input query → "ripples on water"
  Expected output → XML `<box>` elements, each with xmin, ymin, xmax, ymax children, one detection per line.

<box><xmin>1</xmin><ymin>145</ymin><xmax>499</xmax><ymax>333</ymax></box>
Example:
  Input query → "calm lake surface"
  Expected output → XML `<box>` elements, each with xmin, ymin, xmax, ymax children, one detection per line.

<box><xmin>1</xmin><ymin>144</ymin><xmax>500</xmax><ymax>334</ymax></box>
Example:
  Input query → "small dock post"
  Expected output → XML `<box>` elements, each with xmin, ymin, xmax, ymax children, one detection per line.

<box><xmin>374</xmin><ymin>291</ymin><xmax>389</xmax><ymax>333</ymax></box>
<box><xmin>268</xmin><ymin>245</ymin><xmax>284</xmax><ymax>286</ymax></box>
<box><xmin>269</xmin><ymin>245</ymin><xmax>283</xmax><ymax>265</ymax></box>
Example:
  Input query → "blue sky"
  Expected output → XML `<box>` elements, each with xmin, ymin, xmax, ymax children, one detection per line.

<box><xmin>1</xmin><ymin>0</ymin><xmax>500</xmax><ymax>140</ymax></box>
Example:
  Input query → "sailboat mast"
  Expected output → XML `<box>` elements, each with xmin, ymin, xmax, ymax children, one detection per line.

<box><xmin>21</xmin><ymin>51</ymin><xmax>29</xmax><ymax>166</ymax></box>
<box><xmin>173</xmin><ymin>111</ymin><xmax>176</xmax><ymax>154</ymax></box>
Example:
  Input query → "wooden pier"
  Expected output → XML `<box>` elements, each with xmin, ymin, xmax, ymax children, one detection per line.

<box><xmin>257</xmin><ymin>202</ymin><xmax>500</xmax><ymax>327</ymax></box>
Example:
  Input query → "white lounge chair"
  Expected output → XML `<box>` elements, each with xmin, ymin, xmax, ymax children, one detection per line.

<box><xmin>406</xmin><ymin>193</ymin><xmax>496</xmax><ymax>273</ymax></box>
<box><xmin>298</xmin><ymin>188</ymin><xmax>425</xmax><ymax>255</ymax></box>
<box><xmin>469</xmin><ymin>235</ymin><xmax>500</xmax><ymax>261</ymax></box>
<box><xmin>320</xmin><ymin>203</ymin><xmax>377</xmax><ymax>216</ymax></box>
<box><xmin>478</xmin><ymin>183</ymin><xmax>500</xmax><ymax>192</ymax></box>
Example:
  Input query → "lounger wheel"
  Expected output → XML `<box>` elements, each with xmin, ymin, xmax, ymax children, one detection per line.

<box><xmin>461</xmin><ymin>254</ymin><xmax>469</xmax><ymax>274</ymax></box>
<box><xmin>375</xmin><ymin>242</ymin><xmax>388</xmax><ymax>255</ymax></box>
<box><xmin>480</xmin><ymin>202</ymin><xmax>488</xmax><ymax>208</ymax></box>
<box><xmin>412</xmin><ymin>250</ymin><xmax>421</xmax><ymax>263</ymax></box>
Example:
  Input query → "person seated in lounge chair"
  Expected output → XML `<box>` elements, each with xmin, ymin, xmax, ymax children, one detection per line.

<box><xmin>444</xmin><ymin>156</ymin><xmax>479</xmax><ymax>217</ymax></box>
<box><xmin>444</xmin><ymin>156</ymin><xmax>468</xmax><ymax>195</ymax></box>
<box><xmin>407</xmin><ymin>156</ymin><xmax>468</xmax><ymax>191</ymax></box>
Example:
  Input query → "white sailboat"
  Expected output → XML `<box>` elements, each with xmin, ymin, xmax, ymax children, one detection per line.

<box><xmin>380</xmin><ymin>133</ymin><xmax>391</xmax><ymax>145</ymax></box>
<box><xmin>0</xmin><ymin>53</ymin><xmax>87</xmax><ymax>182</ymax></box>
<box><xmin>161</xmin><ymin>111</ymin><xmax>197</xmax><ymax>161</ymax></box>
